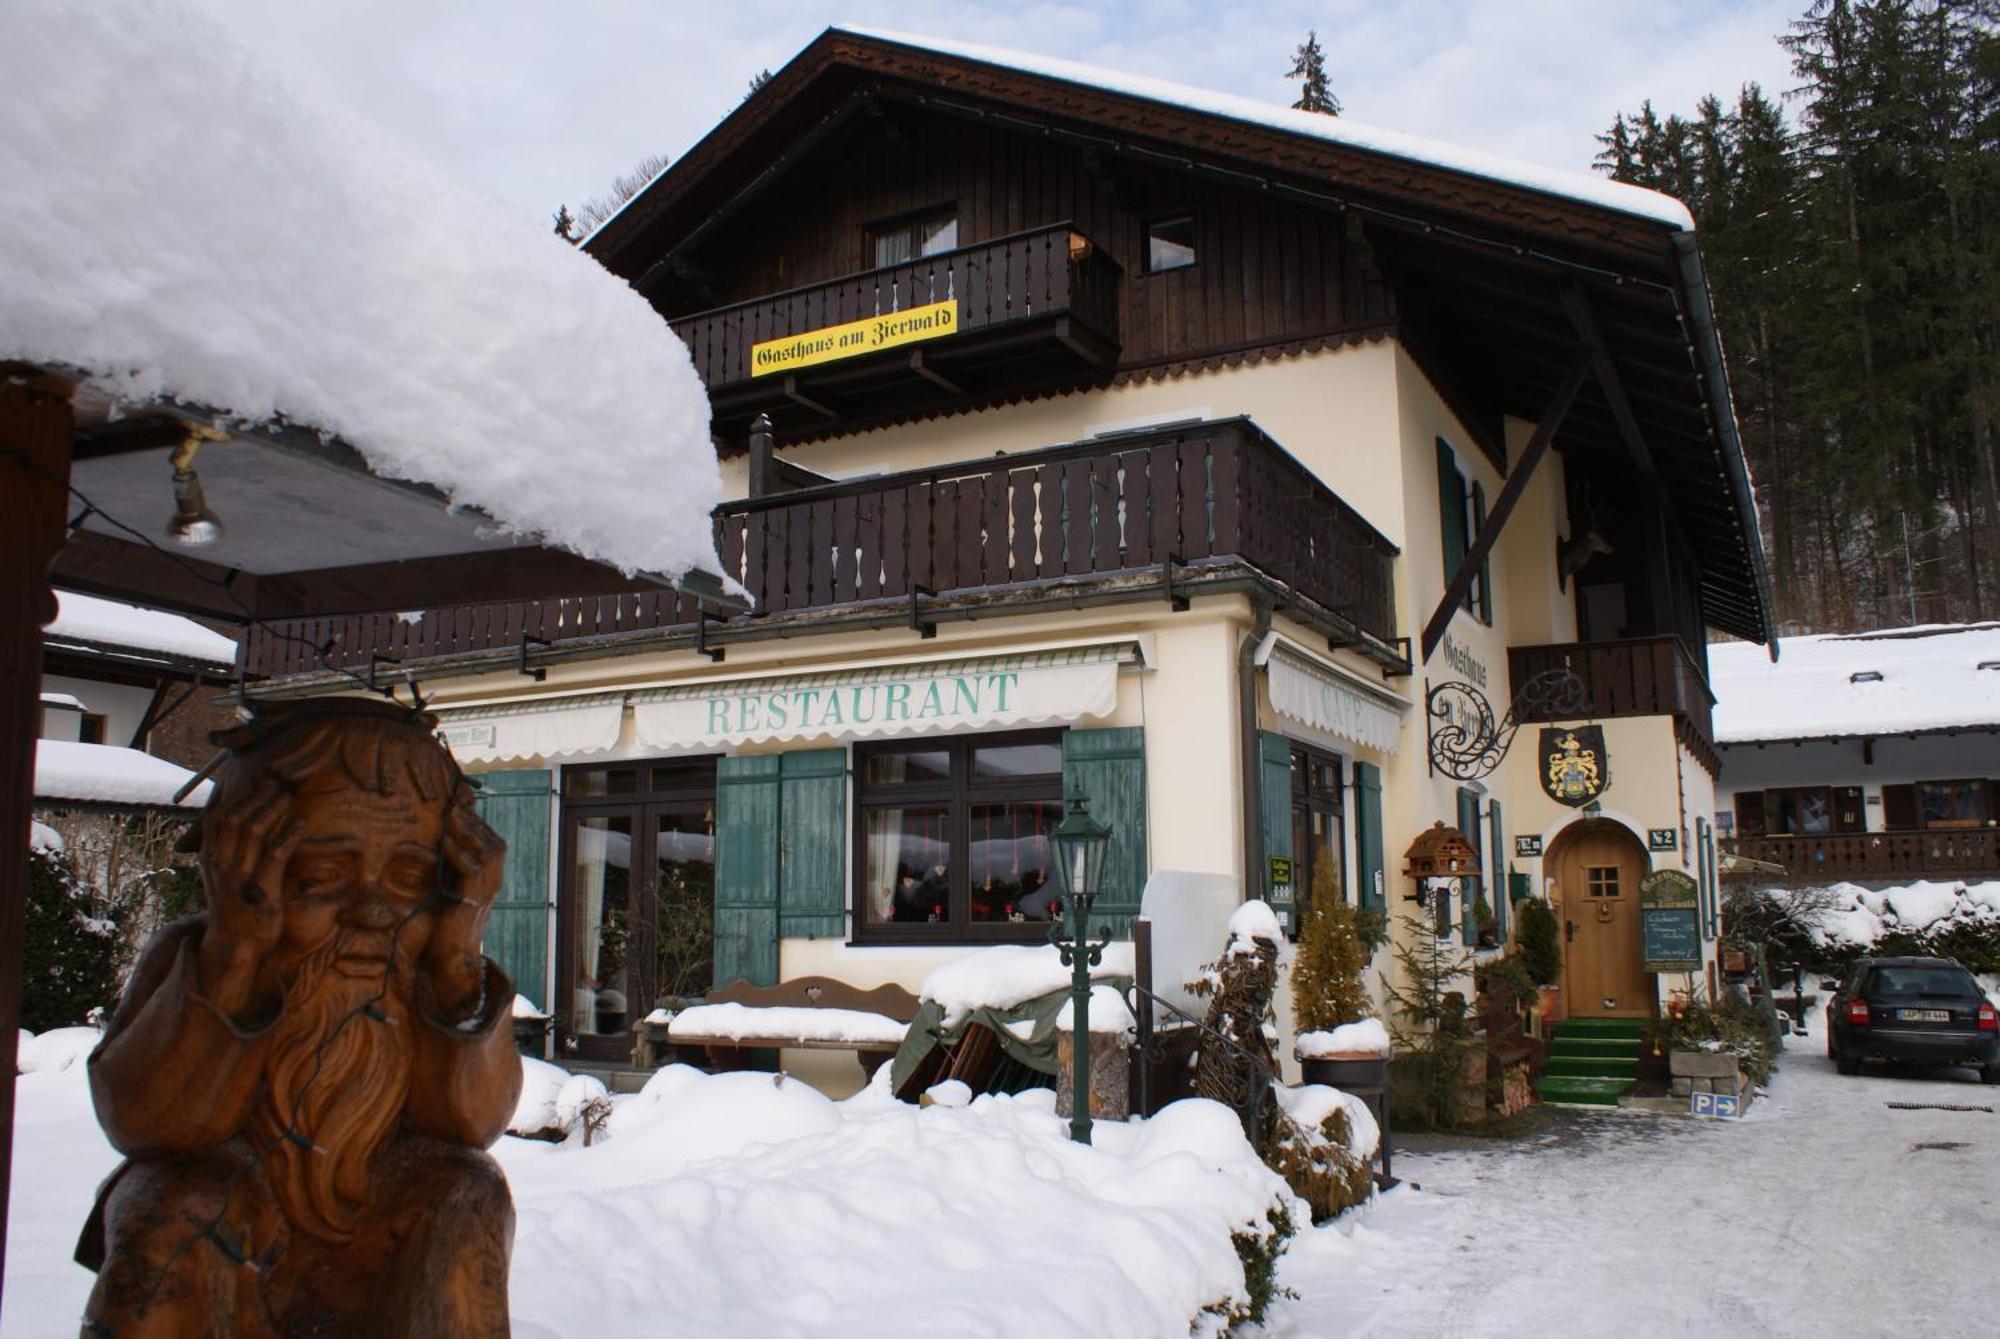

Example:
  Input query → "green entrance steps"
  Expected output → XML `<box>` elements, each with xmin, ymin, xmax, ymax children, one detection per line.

<box><xmin>1535</xmin><ymin>1019</ymin><xmax>1645</xmax><ymax>1107</ymax></box>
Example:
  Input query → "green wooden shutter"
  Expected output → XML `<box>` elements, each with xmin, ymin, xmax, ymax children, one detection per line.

<box><xmin>1696</xmin><ymin>815</ymin><xmax>1715</xmax><ymax>940</ymax></box>
<box><xmin>1488</xmin><ymin>798</ymin><xmax>1506</xmax><ymax>941</ymax></box>
<box><xmin>779</xmin><ymin>749</ymin><xmax>847</xmax><ymax>940</ymax></box>
<box><xmin>1062</xmin><ymin>728</ymin><xmax>1147</xmax><ymax>938</ymax></box>
<box><xmin>473</xmin><ymin>768</ymin><xmax>554</xmax><ymax>1010</ymax></box>
<box><xmin>1437</xmin><ymin>438</ymin><xmax>1467</xmax><ymax>599</ymax></box>
<box><xmin>1472</xmin><ymin>479</ymin><xmax>1493</xmax><ymax>624</ymax></box>
<box><xmin>1256</xmin><ymin>731</ymin><xmax>1295</xmax><ymax>930</ymax></box>
<box><xmin>714</xmin><ymin>755</ymin><xmax>781</xmax><ymax>988</ymax></box>
<box><xmin>1457</xmin><ymin>788</ymin><xmax>1481</xmax><ymax>946</ymax></box>
<box><xmin>1354</xmin><ymin>761</ymin><xmax>1385</xmax><ymax>915</ymax></box>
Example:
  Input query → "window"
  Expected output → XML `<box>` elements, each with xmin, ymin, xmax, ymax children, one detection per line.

<box><xmin>868</xmin><ymin>207</ymin><xmax>958</xmax><ymax>269</ymax></box>
<box><xmin>855</xmin><ymin>731</ymin><xmax>1065</xmax><ymax>942</ymax></box>
<box><xmin>1585</xmin><ymin>866</ymin><xmax>1621</xmax><ymax>898</ymax></box>
<box><xmin>78</xmin><ymin>712</ymin><xmax>107</xmax><ymax>745</ymax></box>
<box><xmin>1735</xmin><ymin>785</ymin><xmax>1864</xmax><ymax>837</ymax></box>
<box><xmin>1918</xmin><ymin>779</ymin><xmax>1988</xmax><ymax>829</ymax></box>
<box><xmin>1434</xmin><ymin>440</ymin><xmax>1490</xmax><ymax>623</ymax></box>
<box><xmin>1145</xmin><ymin>215</ymin><xmax>1196</xmax><ymax>272</ymax></box>
<box><xmin>1289</xmin><ymin>742</ymin><xmax>1346</xmax><ymax>915</ymax></box>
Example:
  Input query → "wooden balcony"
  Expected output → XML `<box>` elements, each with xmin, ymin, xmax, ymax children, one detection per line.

<box><xmin>672</xmin><ymin>223</ymin><xmax>1122</xmax><ymax>441</ymax></box>
<box><xmin>1722</xmin><ymin>829</ymin><xmax>2000</xmax><ymax>881</ymax></box>
<box><xmin>242</xmin><ymin>419</ymin><xmax>1402</xmax><ymax>681</ymax></box>
<box><xmin>1507</xmin><ymin>635</ymin><xmax>1718</xmax><ymax>772</ymax></box>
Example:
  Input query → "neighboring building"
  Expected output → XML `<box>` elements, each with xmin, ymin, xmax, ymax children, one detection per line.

<box><xmin>35</xmin><ymin>589</ymin><xmax>236</xmax><ymax>814</ymax></box>
<box><xmin>243</xmin><ymin>29</ymin><xmax>1772</xmax><ymax>1078</ymax></box>
<box><xmin>1711</xmin><ymin>623</ymin><xmax>2000</xmax><ymax>883</ymax></box>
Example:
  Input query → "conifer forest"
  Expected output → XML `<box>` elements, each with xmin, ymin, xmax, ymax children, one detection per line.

<box><xmin>1598</xmin><ymin>0</ymin><xmax>1999</xmax><ymax>632</ymax></box>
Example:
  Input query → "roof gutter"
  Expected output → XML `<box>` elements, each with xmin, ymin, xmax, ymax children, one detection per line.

<box><xmin>1670</xmin><ymin>231</ymin><xmax>1780</xmax><ymax>659</ymax></box>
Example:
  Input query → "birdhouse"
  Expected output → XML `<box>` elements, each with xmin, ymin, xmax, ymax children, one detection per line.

<box><xmin>1403</xmin><ymin>821</ymin><xmax>1482</xmax><ymax>881</ymax></box>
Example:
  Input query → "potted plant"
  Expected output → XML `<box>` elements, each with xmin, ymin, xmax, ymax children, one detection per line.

<box><xmin>1515</xmin><ymin>895</ymin><xmax>1563</xmax><ymax>1029</ymax></box>
<box><xmin>1292</xmin><ymin>862</ymin><xmax>1390</xmax><ymax>1090</ymax></box>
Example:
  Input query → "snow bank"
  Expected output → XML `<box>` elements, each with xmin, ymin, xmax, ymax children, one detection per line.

<box><xmin>509</xmin><ymin>1056</ymin><xmax>573</xmax><ymax>1137</ymax></box>
<box><xmin>34</xmin><ymin>740</ymin><xmax>213</xmax><ymax>808</ymax></box>
<box><xmin>1296</xmin><ymin>1018</ymin><xmax>1392</xmax><ymax>1059</ymax></box>
<box><xmin>920</xmin><ymin>941</ymin><xmax>1137</xmax><ymax>1025</ymax></box>
<box><xmin>499</xmin><ymin>1073</ymin><xmax>1296</xmax><ymax>1338</ymax></box>
<box><xmin>1709</xmin><ymin>622</ymin><xmax>2000</xmax><ymax>743</ymax></box>
<box><xmin>1054</xmin><ymin>983</ymin><xmax>1137</xmax><ymax>1035</ymax></box>
<box><xmin>668</xmin><ymin>1002</ymin><xmax>909</xmax><ymax>1046</ymax></box>
<box><xmin>1</xmin><ymin>0</ymin><xmax>721</xmax><ymax>583</ymax></box>
<box><xmin>17</xmin><ymin>1026</ymin><xmax>100</xmax><ymax>1074</ymax></box>
<box><xmin>47</xmin><ymin>590</ymin><xmax>235</xmax><ymax>666</ymax></box>
<box><xmin>838</xmin><ymin>27</ymin><xmax>1695</xmax><ymax>230</ymax></box>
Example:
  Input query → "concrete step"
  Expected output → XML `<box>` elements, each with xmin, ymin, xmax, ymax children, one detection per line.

<box><xmin>1534</xmin><ymin>1074</ymin><xmax>1634</xmax><ymax>1106</ymax></box>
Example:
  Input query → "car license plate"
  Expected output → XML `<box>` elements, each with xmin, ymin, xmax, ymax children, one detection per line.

<box><xmin>1897</xmin><ymin>1008</ymin><xmax>1951</xmax><ymax>1022</ymax></box>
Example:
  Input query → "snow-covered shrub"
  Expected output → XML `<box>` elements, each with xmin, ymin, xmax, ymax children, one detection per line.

<box><xmin>1216</xmin><ymin>1205</ymin><xmax>1297</xmax><ymax>1331</ymax></box>
<box><xmin>21</xmin><ymin>842</ymin><xmax>124</xmax><ymax>1033</ymax></box>
<box><xmin>1266</xmin><ymin>1086</ymin><xmax>1374</xmax><ymax>1224</ymax></box>
<box><xmin>1736</xmin><ymin>880</ymin><xmax>2000</xmax><ymax>976</ymax></box>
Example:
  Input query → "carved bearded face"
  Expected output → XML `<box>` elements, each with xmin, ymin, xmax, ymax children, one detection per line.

<box><xmin>277</xmin><ymin>773</ymin><xmax>446</xmax><ymax>984</ymax></box>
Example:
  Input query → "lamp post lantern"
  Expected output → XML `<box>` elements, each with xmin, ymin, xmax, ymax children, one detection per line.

<box><xmin>1048</xmin><ymin>787</ymin><xmax>1112</xmax><ymax>1145</ymax></box>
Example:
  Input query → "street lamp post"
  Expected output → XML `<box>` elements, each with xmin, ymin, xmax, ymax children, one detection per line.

<box><xmin>1048</xmin><ymin>787</ymin><xmax>1112</xmax><ymax>1146</ymax></box>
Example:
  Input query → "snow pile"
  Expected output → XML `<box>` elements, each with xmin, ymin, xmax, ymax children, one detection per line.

<box><xmin>29</xmin><ymin>821</ymin><xmax>63</xmax><ymax>855</ymax></box>
<box><xmin>668</xmin><ymin>1002</ymin><xmax>909</xmax><ymax>1045</ymax></box>
<box><xmin>34</xmin><ymin>740</ymin><xmax>213</xmax><ymax>808</ymax></box>
<box><xmin>838</xmin><ymin>28</ymin><xmax>1695</xmax><ymax>229</ymax></box>
<box><xmin>1054</xmin><ymin>984</ymin><xmax>1137</xmax><ymax>1035</ymax></box>
<box><xmin>1767</xmin><ymin>879</ymin><xmax>2000</xmax><ymax>951</ymax></box>
<box><xmin>17</xmin><ymin>1026</ymin><xmax>100</xmax><ymax>1075</ymax></box>
<box><xmin>47</xmin><ymin>590</ymin><xmax>235</xmax><ymax>666</ymax></box>
<box><xmin>1709</xmin><ymin>622</ymin><xmax>2000</xmax><ymax>743</ymax></box>
<box><xmin>510</xmin><ymin>994</ymin><xmax>550</xmax><ymax>1020</ymax></box>
<box><xmin>499</xmin><ymin>1067</ymin><xmax>1297</xmax><ymax>1337</ymax></box>
<box><xmin>1296</xmin><ymin>1018</ymin><xmax>1392</xmax><ymax>1059</ymax></box>
<box><xmin>1226</xmin><ymin>898</ymin><xmax>1284</xmax><ymax>949</ymax></box>
<box><xmin>1275</xmin><ymin>1083</ymin><xmax>1380</xmax><ymax>1163</ymax></box>
<box><xmin>919</xmin><ymin>941</ymin><xmax>1137</xmax><ymax>1025</ymax></box>
<box><xmin>1</xmin><ymin>0</ymin><xmax>721</xmax><ymax>582</ymax></box>
<box><xmin>509</xmin><ymin>1056</ymin><xmax>573</xmax><ymax>1137</ymax></box>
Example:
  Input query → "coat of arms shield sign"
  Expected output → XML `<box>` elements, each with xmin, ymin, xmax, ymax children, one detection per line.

<box><xmin>1540</xmin><ymin>726</ymin><xmax>1609</xmax><ymax>806</ymax></box>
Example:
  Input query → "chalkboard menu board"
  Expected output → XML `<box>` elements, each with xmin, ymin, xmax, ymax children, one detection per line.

<box><xmin>1639</xmin><ymin>869</ymin><xmax>1702</xmax><ymax>972</ymax></box>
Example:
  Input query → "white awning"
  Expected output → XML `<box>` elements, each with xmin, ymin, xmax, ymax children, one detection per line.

<box><xmin>1259</xmin><ymin>636</ymin><xmax>1408</xmax><ymax>754</ymax></box>
<box><xmin>632</xmin><ymin>643</ymin><xmax>1136</xmax><ymax>751</ymax></box>
<box><xmin>434</xmin><ymin>693</ymin><xmax>625</xmax><ymax>764</ymax></box>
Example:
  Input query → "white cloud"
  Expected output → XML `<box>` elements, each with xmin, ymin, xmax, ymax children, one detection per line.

<box><xmin>192</xmin><ymin>0</ymin><xmax>1802</xmax><ymax>225</ymax></box>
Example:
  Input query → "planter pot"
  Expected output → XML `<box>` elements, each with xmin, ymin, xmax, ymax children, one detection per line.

<box><xmin>1534</xmin><ymin>984</ymin><xmax>1564</xmax><ymax>1031</ymax></box>
<box><xmin>1300</xmin><ymin>1053</ymin><xmax>1390</xmax><ymax>1093</ymax></box>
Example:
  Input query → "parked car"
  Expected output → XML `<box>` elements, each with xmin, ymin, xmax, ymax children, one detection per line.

<box><xmin>1824</xmin><ymin>957</ymin><xmax>1998</xmax><ymax>1083</ymax></box>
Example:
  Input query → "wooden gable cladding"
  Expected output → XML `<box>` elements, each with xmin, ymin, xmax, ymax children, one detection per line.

<box><xmin>659</xmin><ymin>105</ymin><xmax>1395</xmax><ymax>390</ymax></box>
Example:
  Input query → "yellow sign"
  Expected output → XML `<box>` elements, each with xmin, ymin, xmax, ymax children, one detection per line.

<box><xmin>750</xmin><ymin>299</ymin><xmax>960</xmax><ymax>378</ymax></box>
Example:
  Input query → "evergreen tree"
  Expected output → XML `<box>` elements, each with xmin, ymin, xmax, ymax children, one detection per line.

<box><xmin>552</xmin><ymin>204</ymin><xmax>577</xmax><ymax>243</ymax></box>
<box><xmin>1290</xmin><ymin>862</ymin><xmax>1372</xmax><ymax>1033</ymax></box>
<box><xmin>745</xmin><ymin>68</ymin><xmax>774</xmax><ymax>100</ymax></box>
<box><xmin>1286</xmin><ymin>31</ymin><xmax>1340</xmax><ymax>116</ymax></box>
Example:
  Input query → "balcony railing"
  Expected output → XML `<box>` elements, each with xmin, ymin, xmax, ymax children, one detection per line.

<box><xmin>671</xmin><ymin>222</ymin><xmax>1121</xmax><ymax>393</ymax></box>
<box><xmin>1507</xmin><ymin>635</ymin><xmax>1717</xmax><ymax>765</ymax></box>
<box><xmin>1723</xmin><ymin>829</ymin><xmax>2000</xmax><ymax>881</ymax></box>
<box><xmin>243</xmin><ymin>419</ymin><xmax>1400</xmax><ymax>680</ymax></box>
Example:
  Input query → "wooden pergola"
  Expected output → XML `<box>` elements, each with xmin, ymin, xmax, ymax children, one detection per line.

<box><xmin>0</xmin><ymin>365</ymin><xmax>734</xmax><ymax>1301</ymax></box>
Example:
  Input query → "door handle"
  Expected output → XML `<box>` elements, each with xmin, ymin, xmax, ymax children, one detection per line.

<box><xmin>1564</xmin><ymin>919</ymin><xmax>1576</xmax><ymax>944</ymax></box>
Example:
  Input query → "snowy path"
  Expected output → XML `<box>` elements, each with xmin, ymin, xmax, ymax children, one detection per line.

<box><xmin>1264</xmin><ymin>1014</ymin><xmax>1999</xmax><ymax>1338</ymax></box>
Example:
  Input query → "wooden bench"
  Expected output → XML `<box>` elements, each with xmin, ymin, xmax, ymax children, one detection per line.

<box><xmin>643</xmin><ymin>977</ymin><xmax>922</xmax><ymax>1080</ymax></box>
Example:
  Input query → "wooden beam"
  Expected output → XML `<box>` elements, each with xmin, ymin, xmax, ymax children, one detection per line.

<box><xmin>0</xmin><ymin>377</ymin><xmax>76</xmax><ymax>1308</ymax></box>
<box><xmin>781</xmin><ymin>375</ymin><xmax>841</xmax><ymax>421</ymax></box>
<box><xmin>908</xmin><ymin>349</ymin><xmax>963</xmax><ymax>394</ymax></box>
<box><xmin>1421</xmin><ymin>351</ymin><xmax>1590</xmax><ymax>663</ymax></box>
<box><xmin>1560</xmin><ymin>284</ymin><xmax>1657</xmax><ymax>483</ymax></box>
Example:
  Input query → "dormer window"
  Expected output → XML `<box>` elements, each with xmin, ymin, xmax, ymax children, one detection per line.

<box><xmin>869</xmin><ymin>207</ymin><xmax>958</xmax><ymax>268</ymax></box>
<box><xmin>1145</xmin><ymin>215</ymin><xmax>1196</xmax><ymax>272</ymax></box>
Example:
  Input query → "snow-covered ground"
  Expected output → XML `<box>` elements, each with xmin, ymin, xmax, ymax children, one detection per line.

<box><xmin>9</xmin><ymin>1011</ymin><xmax>1994</xmax><ymax>1337</ymax></box>
<box><xmin>1261</xmin><ymin>1010</ymin><xmax>1999</xmax><ymax>1337</ymax></box>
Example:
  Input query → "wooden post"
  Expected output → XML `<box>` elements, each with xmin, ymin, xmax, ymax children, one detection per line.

<box><xmin>0</xmin><ymin>372</ymin><xmax>76</xmax><ymax>1306</ymax></box>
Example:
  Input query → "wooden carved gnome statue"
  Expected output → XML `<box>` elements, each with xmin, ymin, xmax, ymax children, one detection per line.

<box><xmin>76</xmin><ymin>699</ymin><xmax>522</xmax><ymax>1338</ymax></box>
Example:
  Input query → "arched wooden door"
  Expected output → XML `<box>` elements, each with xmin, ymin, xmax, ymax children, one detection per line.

<box><xmin>1552</xmin><ymin>822</ymin><xmax>1652</xmax><ymax>1018</ymax></box>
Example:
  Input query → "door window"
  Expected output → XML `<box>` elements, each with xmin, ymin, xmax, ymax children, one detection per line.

<box><xmin>869</xmin><ymin>208</ymin><xmax>958</xmax><ymax>268</ymax></box>
<box><xmin>1289</xmin><ymin>742</ymin><xmax>1346</xmax><ymax>915</ymax></box>
<box><xmin>1584</xmin><ymin>865</ymin><xmax>1621</xmax><ymax>898</ymax></box>
<box><xmin>568</xmin><ymin>813</ymin><xmax>635</xmax><ymax>1043</ymax></box>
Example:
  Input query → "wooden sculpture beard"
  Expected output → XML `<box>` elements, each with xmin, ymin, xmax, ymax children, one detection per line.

<box><xmin>76</xmin><ymin>700</ymin><xmax>522</xmax><ymax>1339</ymax></box>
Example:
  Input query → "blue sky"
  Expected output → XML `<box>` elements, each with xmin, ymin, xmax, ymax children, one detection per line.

<box><xmin>201</xmin><ymin>1</ymin><xmax>1803</xmax><ymax>226</ymax></box>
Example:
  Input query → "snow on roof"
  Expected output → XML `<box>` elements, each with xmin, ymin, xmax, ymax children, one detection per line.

<box><xmin>1710</xmin><ymin>623</ymin><xmax>2000</xmax><ymax>744</ymax></box>
<box><xmin>34</xmin><ymin>740</ymin><xmax>212</xmax><ymax>809</ymax></box>
<box><xmin>836</xmin><ymin>26</ymin><xmax>1695</xmax><ymax>231</ymax></box>
<box><xmin>47</xmin><ymin>590</ymin><xmax>236</xmax><ymax>667</ymax></box>
<box><xmin>1</xmin><ymin>0</ymin><xmax>720</xmax><ymax>584</ymax></box>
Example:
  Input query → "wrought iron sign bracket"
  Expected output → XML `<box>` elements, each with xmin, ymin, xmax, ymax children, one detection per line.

<box><xmin>1426</xmin><ymin>667</ymin><xmax>1587</xmax><ymax>781</ymax></box>
<box><xmin>908</xmin><ymin>583</ymin><xmax>937</xmax><ymax>639</ymax></box>
<box><xmin>516</xmin><ymin>632</ymin><xmax>550</xmax><ymax>683</ymax></box>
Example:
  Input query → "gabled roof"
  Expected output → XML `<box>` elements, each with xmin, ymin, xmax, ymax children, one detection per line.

<box><xmin>1710</xmin><ymin>623</ymin><xmax>2000</xmax><ymax>744</ymax></box>
<box><xmin>591</xmin><ymin>26</ymin><xmax>1774</xmax><ymax>645</ymax></box>
<box><xmin>46</xmin><ymin>590</ymin><xmax>236</xmax><ymax>671</ymax></box>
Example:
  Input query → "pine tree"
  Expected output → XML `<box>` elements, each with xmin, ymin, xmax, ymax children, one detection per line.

<box><xmin>1291</xmin><ymin>861</ymin><xmax>1372</xmax><ymax>1033</ymax></box>
<box><xmin>1286</xmin><ymin>31</ymin><xmax>1340</xmax><ymax>116</ymax></box>
<box><xmin>552</xmin><ymin>204</ymin><xmax>577</xmax><ymax>243</ymax></box>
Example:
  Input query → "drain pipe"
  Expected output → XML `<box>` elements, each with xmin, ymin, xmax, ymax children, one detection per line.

<box><xmin>1237</xmin><ymin>597</ymin><xmax>1274</xmax><ymax>902</ymax></box>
